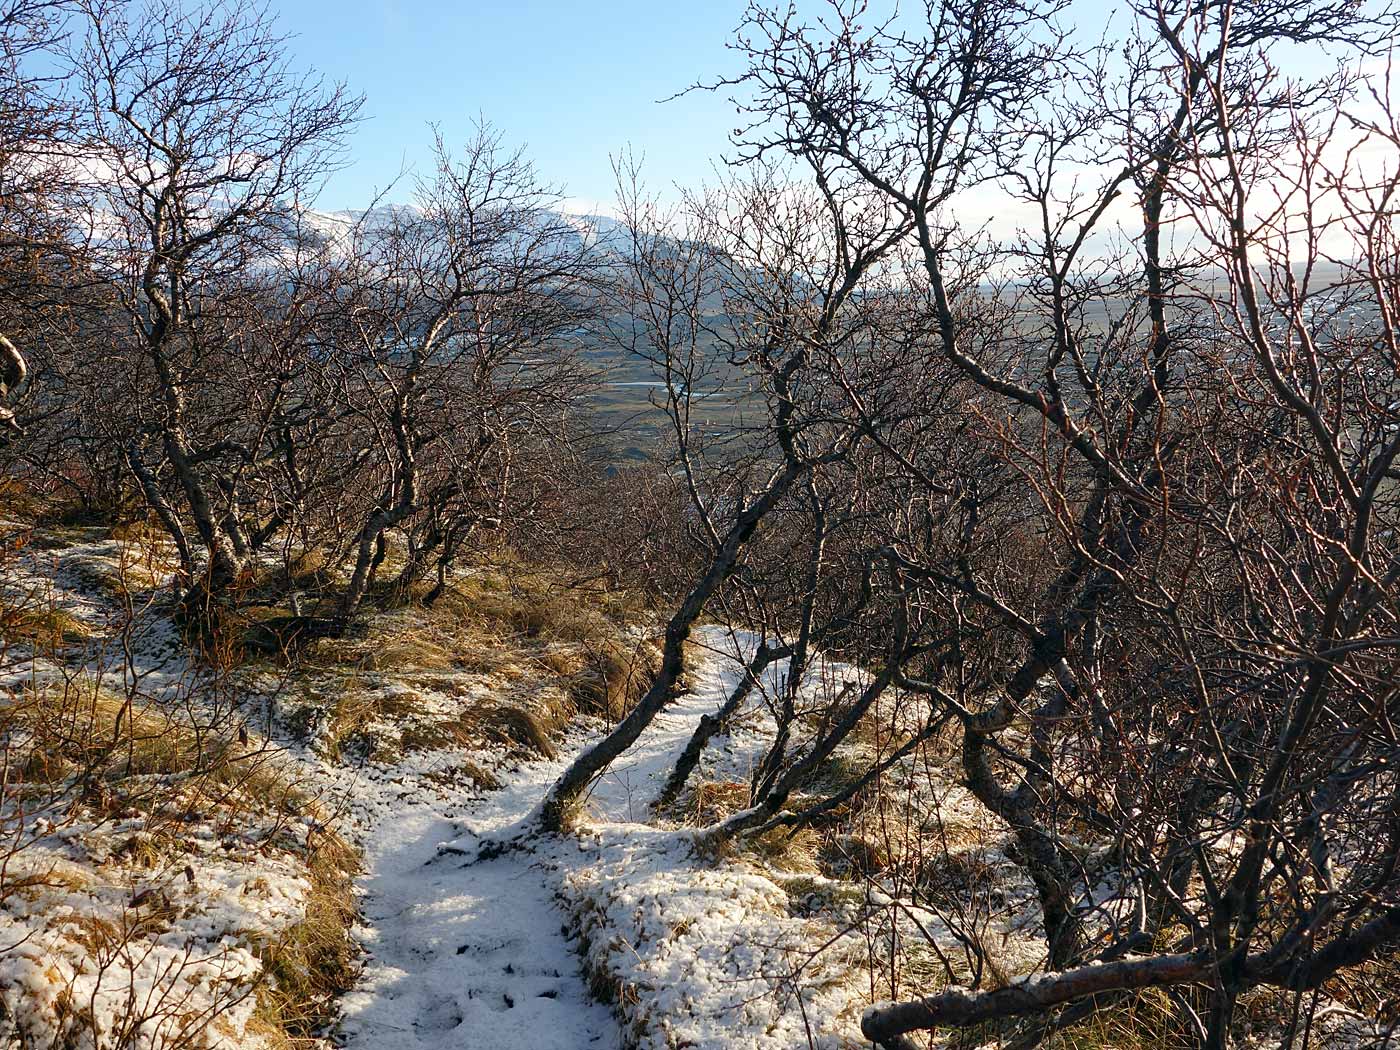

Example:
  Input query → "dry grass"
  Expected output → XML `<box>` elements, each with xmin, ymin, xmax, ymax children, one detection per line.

<box><xmin>686</xmin><ymin>780</ymin><xmax>821</xmax><ymax>874</ymax></box>
<box><xmin>10</xmin><ymin>677</ymin><xmax>309</xmax><ymax>824</ymax></box>
<box><xmin>308</xmin><ymin>678</ymin><xmax>549</xmax><ymax>767</ymax></box>
<box><xmin>310</xmin><ymin>673</ymin><xmax>575</xmax><ymax>767</ymax></box>
<box><xmin>1322</xmin><ymin>952</ymin><xmax>1400</xmax><ymax>1028</ymax></box>
<box><xmin>257</xmin><ymin>549</ymin><xmax>335</xmax><ymax>594</ymax></box>
<box><xmin>59</xmin><ymin>543</ymin><xmax>176</xmax><ymax>602</ymax></box>
<box><xmin>420</xmin><ymin>687</ymin><xmax>575</xmax><ymax>762</ymax></box>
<box><xmin>291</xmin><ymin>562</ymin><xmax>660</xmax><ymax>767</ymax></box>
<box><xmin>2</xmin><ymin>669</ymin><xmax>359</xmax><ymax>1050</ymax></box>
<box><xmin>14</xmin><ymin>679</ymin><xmax>208</xmax><ymax>787</ymax></box>
<box><xmin>318</xmin><ymin>680</ymin><xmax>423</xmax><ymax>762</ymax></box>
<box><xmin>775</xmin><ymin>872</ymin><xmax>868</xmax><ymax>918</ymax></box>
<box><xmin>0</xmin><ymin>603</ymin><xmax>97</xmax><ymax>646</ymax></box>
<box><xmin>687</xmin><ymin>779</ymin><xmax>753</xmax><ymax>826</ymax></box>
<box><xmin>0</xmin><ymin>478</ymin><xmax>72</xmax><ymax>523</ymax></box>
<box><xmin>0</xmin><ymin>479</ymin><xmax>36</xmax><ymax>519</ymax></box>
<box><xmin>561</xmin><ymin>636</ymin><xmax>661</xmax><ymax>723</ymax></box>
<box><xmin>105</xmin><ymin>517</ymin><xmax>165</xmax><ymax>544</ymax></box>
<box><xmin>252</xmin><ymin>827</ymin><xmax>359</xmax><ymax>1044</ymax></box>
<box><xmin>313</xmin><ymin>627</ymin><xmax>458</xmax><ymax>672</ymax></box>
<box><xmin>478</xmin><ymin>703</ymin><xmax>559</xmax><ymax>758</ymax></box>
<box><xmin>821</xmin><ymin>831</ymin><xmax>891</xmax><ymax>878</ymax></box>
<box><xmin>428</xmin><ymin>564</ymin><xmax>649</xmax><ymax>652</ymax></box>
<box><xmin>1015</xmin><ymin>989</ymin><xmax>1191</xmax><ymax>1050</ymax></box>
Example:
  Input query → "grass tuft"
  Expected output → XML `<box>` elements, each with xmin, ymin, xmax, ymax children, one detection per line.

<box><xmin>0</xmin><ymin>604</ymin><xmax>96</xmax><ymax>646</ymax></box>
<box><xmin>253</xmin><ymin>828</ymin><xmax>360</xmax><ymax>1044</ymax></box>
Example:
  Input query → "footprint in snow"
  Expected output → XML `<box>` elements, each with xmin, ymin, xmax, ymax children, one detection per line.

<box><xmin>412</xmin><ymin>997</ymin><xmax>464</xmax><ymax>1031</ymax></box>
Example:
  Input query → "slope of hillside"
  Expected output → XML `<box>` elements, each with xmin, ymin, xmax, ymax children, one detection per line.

<box><xmin>5</xmin><ymin>517</ymin><xmax>1391</xmax><ymax>1050</ymax></box>
<box><xmin>0</xmin><ymin>517</ymin><xmax>886</xmax><ymax>1050</ymax></box>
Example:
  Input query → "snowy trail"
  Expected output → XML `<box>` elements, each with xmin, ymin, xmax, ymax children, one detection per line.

<box><xmin>586</xmin><ymin>627</ymin><xmax>765</xmax><ymax>823</ymax></box>
<box><xmin>335</xmin><ymin>626</ymin><xmax>760</xmax><ymax>1050</ymax></box>
<box><xmin>2</xmin><ymin>527</ymin><xmax>882</xmax><ymax>1050</ymax></box>
<box><xmin>333</xmin><ymin>750</ymin><xmax>620</xmax><ymax>1050</ymax></box>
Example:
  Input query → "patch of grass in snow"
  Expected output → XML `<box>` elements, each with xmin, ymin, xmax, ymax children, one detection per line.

<box><xmin>251</xmin><ymin>827</ymin><xmax>359</xmax><ymax>1046</ymax></box>
<box><xmin>315</xmin><ymin>675</ymin><xmax>424</xmax><ymax>763</ymax></box>
<box><xmin>683</xmin><ymin>779</ymin><xmax>752</xmax><ymax>824</ymax></box>
<box><xmin>427</xmin><ymin>566</ymin><xmax>662</xmax><ymax>719</ymax></box>
<box><xmin>685</xmin><ymin>780</ymin><xmax>823</xmax><ymax>874</ymax></box>
<box><xmin>452</xmin><ymin>697</ymin><xmax>568</xmax><ymax>759</ymax></box>
<box><xmin>965</xmin><ymin>987</ymin><xmax>1188</xmax><ymax>1050</ymax></box>
<box><xmin>775</xmin><ymin>873</ymin><xmax>867</xmax><ymax>918</ymax></box>
<box><xmin>281</xmin><ymin>560</ymin><xmax>660</xmax><ymax>766</ymax></box>
<box><xmin>560</xmin><ymin>635</ymin><xmax>661</xmax><ymax>723</ymax></box>
<box><xmin>53</xmin><ymin>530</ymin><xmax>180</xmax><ymax>604</ymax></box>
<box><xmin>308</xmin><ymin>619</ymin><xmax>460</xmax><ymax>674</ymax></box>
<box><xmin>1</xmin><ymin>684</ymin><xmax>356</xmax><ymax>1050</ymax></box>
<box><xmin>302</xmin><ymin>657</ymin><xmax>573</xmax><ymax>766</ymax></box>
<box><xmin>745</xmin><ymin>825</ymin><xmax>823</xmax><ymax>874</ymax></box>
<box><xmin>244</xmin><ymin>548</ymin><xmax>337</xmax><ymax>601</ymax></box>
<box><xmin>0</xmin><ymin>602</ymin><xmax>97</xmax><ymax>646</ymax></box>
<box><xmin>8</xmin><ymin>677</ymin><xmax>304</xmax><ymax>818</ymax></box>
<box><xmin>802</xmin><ymin>749</ymin><xmax>872</xmax><ymax>802</ymax></box>
<box><xmin>394</xmin><ymin>689</ymin><xmax>573</xmax><ymax>762</ymax></box>
<box><xmin>818</xmin><ymin>831</ymin><xmax>891</xmax><ymax>879</ymax></box>
<box><xmin>561</xmin><ymin>839</ymin><xmax>868</xmax><ymax>1050</ymax></box>
<box><xmin>914</xmin><ymin>847</ymin><xmax>1008</xmax><ymax>909</ymax></box>
<box><xmin>103</xmin><ymin>516</ymin><xmax>167</xmax><ymax>544</ymax></box>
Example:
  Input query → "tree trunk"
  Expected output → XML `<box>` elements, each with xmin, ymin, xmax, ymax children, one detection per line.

<box><xmin>0</xmin><ymin>332</ymin><xmax>29</xmax><ymax>435</ymax></box>
<box><xmin>539</xmin><ymin>461</ymin><xmax>807</xmax><ymax>833</ymax></box>
<box><xmin>654</xmin><ymin>641</ymin><xmax>789</xmax><ymax>811</ymax></box>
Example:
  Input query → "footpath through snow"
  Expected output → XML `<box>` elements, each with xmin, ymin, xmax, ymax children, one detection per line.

<box><xmin>0</xmin><ymin>527</ymin><xmax>874</xmax><ymax>1050</ymax></box>
<box><xmin>333</xmin><ymin>626</ymin><xmax>867</xmax><ymax>1050</ymax></box>
<box><xmin>331</xmin><ymin>738</ymin><xmax>620</xmax><ymax>1050</ymax></box>
<box><xmin>332</xmin><ymin>627</ymin><xmax>770</xmax><ymax>1050</ymax></box>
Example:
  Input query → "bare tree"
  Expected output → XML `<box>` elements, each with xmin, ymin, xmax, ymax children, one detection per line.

<box><xmin>314</xmin><ymin>126</ymin><xmax>598</xmax><ymax>625</ymax></box>
<box><xmin>71</xmin><ymin>0</ymin><xmax>360</xmax><ymax>610</ymax></box>
<box><xmin>717</xmin><ymin>1</ymin><xmax>1400</xmax><ymax>1046</ymax></box>
<box><xmin>0</xmin><ymin>0</ymin><xmax>78</xmax><ymax>439</ymax></box>
<box><xmin>538</xmin><ymin>163</ymin><xmax>913</xmax><ymax>830</ymax></box>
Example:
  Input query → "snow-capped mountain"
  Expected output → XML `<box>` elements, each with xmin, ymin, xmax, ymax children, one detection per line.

<box><xmin>295</xmin><ymin>205</ymin><xmax>629</xmax><ymax>259</ymax></box>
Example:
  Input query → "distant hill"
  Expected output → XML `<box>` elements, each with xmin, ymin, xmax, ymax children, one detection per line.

<box><xmin>290</xmin><ymin>204</ymin><xmax>734</xmax><ymax>462</ymax></box>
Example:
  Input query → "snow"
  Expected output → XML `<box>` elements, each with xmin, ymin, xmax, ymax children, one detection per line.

<box><xmin>328</xmin><ymin>626</ymin><xmax>834</xmax><ymax>1049</ymax></box>
<box><xmin>552</xmin><ymin>628</ymin><xmax>872</xmax><ymax>1049</ymax></box>
<box><xmin>0</xmin><ymin>526</ymin><xmax>1171</xmax><ymax>1050</ymax></box>
<box><xmin>0</xmin><ymin>777</ymin><xmax>319</xmax><ymax>1050</ymax></box>
<box><xmin>330</xmin><ymin>625</ymin><xmax>874</xmax><ymax>1050</ymax></box>
<box><xmin>0</xmin><ymin>529</ymin><xmax>318</xmax><ymax>1050</ymax></box>
<box><xmin>329</xmin><ymin>731</ymin><xmax>620</xmax><ymax>1049</ymax></box>
<box><xmin>0</xmin><ymin>521</ymin><xmax>883</xmax><ymax>1050</ymax></box>
<box><xmin>0</xmin><ymin>525</ymin><xmax>999</xmax><ymax>1050</ymax></box>
<box><xmin>11</xmin><ymin>523</ymin><xmax>1397</xmax><ymax>1050</ymax></box>
<box><xmin>586</xmin><ymin>627</ymin><xmax>783</xmax><ymax>821</ymax></box>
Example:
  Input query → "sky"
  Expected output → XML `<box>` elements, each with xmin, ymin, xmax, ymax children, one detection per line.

<box><xmin>276</xmin><ymin>0</ymin><xmax>753</xmax><ymax>213</ymax></box>
<box><xmin>272</xmin><ymin>0</ymin><xmax>1389</xmax><ymax>262</ymax></box>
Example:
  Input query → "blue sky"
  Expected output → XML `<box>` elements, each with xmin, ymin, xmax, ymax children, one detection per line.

<box><xmin>276</xmin><ymin>0</ymin><xmax>1368</xmax><ymax>218</ymax></box>
<box><xmin>277</xmin><ymin>0</ymin><xmax>752</xmax><ymax>212</ymax></box>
